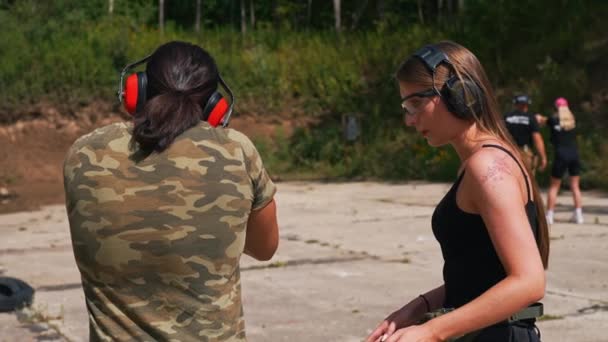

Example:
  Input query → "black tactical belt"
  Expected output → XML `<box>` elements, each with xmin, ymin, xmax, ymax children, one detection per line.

<box><xmin>508</xmin><ymin>302</ymin><xmax>543</xmax><ymax>323</ymax></box>
<box><xmin>420</xmin><ymin>302</ymin><xmax>544</xmax><ymax>342</ymax></box>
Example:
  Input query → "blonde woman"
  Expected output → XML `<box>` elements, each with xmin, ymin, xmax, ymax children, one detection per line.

<box><xmin>544</xmin><ymin>97</ymin><xmax>583</xmax><ymax>224</ymax></box>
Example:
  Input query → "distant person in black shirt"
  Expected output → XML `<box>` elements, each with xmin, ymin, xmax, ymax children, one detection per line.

<box><xmin>537</xmin><ymin>97</ymin><xmax>583</xmax><ymax>224</ymax></box>
<box><xmin>504</xmin><ymin>95</ymin><xmax>547</xmax><ymax>174</ymax></box>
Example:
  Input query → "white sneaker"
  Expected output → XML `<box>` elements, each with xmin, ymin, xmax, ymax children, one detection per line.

<box><xmin>546</xmin><ymin>211</ymin><xmax>554</xmax><ymax>224</ymax></box>
<box><xmin>571</xmin><ymin>208</ymin><xmax>584</xmax><ymax>224</ymax></box>
<box><xmin>570</xmin><ymin>214</ymin><xmax>584</xmax><ymax>224</ymax></box>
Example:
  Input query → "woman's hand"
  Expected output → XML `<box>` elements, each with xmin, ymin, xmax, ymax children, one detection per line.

<box><xmin>366</xmin><ymin>306</ymin><xmax>418</xmax><ymax>342</ymax></box>
<box><xmin>385</xmin><ymin>324</ymin><xmax>442</xmax><ymax>342</ymax></box>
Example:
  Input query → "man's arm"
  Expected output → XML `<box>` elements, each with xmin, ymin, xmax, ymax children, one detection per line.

<box><xmin>535</xmin><ymin>113</ymin><xmax>548</xmax><ymax>127</ymax></box>
<box><xmin>529</xmin><ymin>113</ymin><xmax>547</xmax><ymax>171</ymax></box>
<box><xmin>244</xmin><ymin>198</ymin><xmax>279</xmax><ymax>261</ymax></box>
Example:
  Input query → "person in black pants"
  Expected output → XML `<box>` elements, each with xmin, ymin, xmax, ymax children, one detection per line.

<box><xmin>367</xmin><ymin>41</ymin><xmax>548</xmax><ymax>342</ymax></box>
<box><xmin>504</xmin><ymin>95</ymin><xmax>547</xmax><ymax>174</ymax></box>
<box><xmin>537</xmin><ymin>97</ymin><xmax>583</xmax><ymax>224</ymax></box>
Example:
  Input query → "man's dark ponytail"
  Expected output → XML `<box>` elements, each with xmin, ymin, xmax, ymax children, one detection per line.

<box><xmin>129</xmin><ymin>41</ymin><xmax>219</xmax><ymax>153</ymax></box>
<box><xmin>132</xmin><ymin>91</ymin><xmax>209</xmax><ymax>152</ymax></box>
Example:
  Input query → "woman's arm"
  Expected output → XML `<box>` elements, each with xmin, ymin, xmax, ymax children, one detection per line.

<box><xmin>421</xmin><ymin>284</ymin><xmax>445</xmax><ymax>312</ymax></box>
<box><xmin>425</xmin><ymin>149</ymin><xmax>545</xmax><ymax>340</ymax></box>
<box><xmin>366</xmin><ymin>285</ymin><xmax>445</xmax><ymax>342</ymax></box>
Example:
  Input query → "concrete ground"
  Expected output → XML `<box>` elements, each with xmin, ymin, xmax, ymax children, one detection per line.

<box><xmin>0</xmin><ymin>182</ymin><xmax>606</xmax><ymax>342</ymax></box>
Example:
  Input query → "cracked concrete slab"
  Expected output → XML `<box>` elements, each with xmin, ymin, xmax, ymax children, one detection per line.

<box><xmin>0</xmin><ymin>182</ymin><xmax>606</xmax><ymax>341</ymax></box>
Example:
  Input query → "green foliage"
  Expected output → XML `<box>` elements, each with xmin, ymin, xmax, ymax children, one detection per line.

<box><xmin>256</xmin><ymin>115</ymin><xmax>460</xmax><ymax>182</ymax></box>
<box><xmin>575</xmin><ymin>134</ymin><xmax>608</xmax><ymax>190</ymax></box>
<box><xmin>0</xmin><ymin>0</ymin><xmax>607</xmax><ymax>189</ymax></box>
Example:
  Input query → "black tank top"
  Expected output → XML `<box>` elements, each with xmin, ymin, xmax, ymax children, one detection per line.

<box><xmin>431</xmin><ymin>144</ymin><xmax>539</xmax><ymax>308</ymax></box>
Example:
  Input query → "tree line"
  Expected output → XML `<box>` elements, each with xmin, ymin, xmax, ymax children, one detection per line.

<box><xmin>4</xmin><ymin>0</ymin><xmax>470</xmax><ymax>33</ymax></box>
<box><xmin>1</xmin><ymin>0</ymin><xmax>607</xmax><ymax>188</ymax></box>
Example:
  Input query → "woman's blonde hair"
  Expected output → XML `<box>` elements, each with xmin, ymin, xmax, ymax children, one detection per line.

<box><xmin>395</xmin><ymin>41</ymin><xmax>549</xmax><ymax>268</ymax></box>
<box><xmin>557</xmin><ymin>106</ymin><xmax>576</xmax><ymax>131</ymax></box>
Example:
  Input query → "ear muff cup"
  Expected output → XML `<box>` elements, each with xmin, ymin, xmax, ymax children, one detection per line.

<box><xmin>412</xmin><ymin>45</ymin><xmax>484</xmax><ymax>121</ymax></box>
<box><xmin>202</xmin><ymin>91</ymin><xmax>229</xmax><ymax>127</ymax></box>
<box><xmin>440</xmin><ymin>76</ymin><xmax>483</xmax><ymax>120</ymax></box>
<box><xmin>123</xmin><ymin>72</ymin><xmax>147</xmax><ymax>115</ymax></box>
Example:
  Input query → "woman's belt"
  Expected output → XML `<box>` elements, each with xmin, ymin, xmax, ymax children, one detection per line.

<box><xmin>508</xmin><ymin>302</ymin><xmax>543</xmax><ymax>323</ymax></box>
<box><xmin>420</xmin><ymin>302</ymin><xmax>543</xmax><ymax>342</ymax></box>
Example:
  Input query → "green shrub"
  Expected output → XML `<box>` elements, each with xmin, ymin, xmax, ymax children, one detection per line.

<box><xmin>0</xmin><ymin>3</ymin><xmax>606</xmax><ymax>189</ymax></box>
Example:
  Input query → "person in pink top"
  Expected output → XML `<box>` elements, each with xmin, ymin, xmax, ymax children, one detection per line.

<box><xmin>537</xmin><ymin>97</ymin><xmax>584</xmax><ymax>224</ymax></box>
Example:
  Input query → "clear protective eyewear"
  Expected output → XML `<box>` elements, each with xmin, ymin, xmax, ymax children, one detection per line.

<box><xmin>400</xmin><ymin>89</ymin><xmax>437</xmax><ymax>116</ymax></box>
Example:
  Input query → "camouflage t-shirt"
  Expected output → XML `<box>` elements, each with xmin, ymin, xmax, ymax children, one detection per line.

<box><xmin>63</xmin><ymin>121</ymin><xmax>276</xmax><ymax>341</ymax></box>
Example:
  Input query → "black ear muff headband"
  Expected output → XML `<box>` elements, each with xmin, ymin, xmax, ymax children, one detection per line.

<box><xmin>117</xmin><ymin>55</ymin><xmax>235</xmax><ymax>127</ymax></box>
<box><xmin>412</xmin><ymin>45</ymin><xmax>483</xmax><ymax>119</ymax></box>
<box><xmin>414</xmin><ymin>46</ymin><xmax>451</xmax><ymax>95</ymax></box>
<box><xmin>214</xmin><ymin>75</ymin><xmax>235</xmax><ymax>127</ymax></box>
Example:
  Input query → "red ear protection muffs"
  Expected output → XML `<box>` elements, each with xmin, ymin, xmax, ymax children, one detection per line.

<box><xmin>117</xmin><ymin>55</ymin><xmax>235</xmax><ymax>127</ymax></box>
<box><xmin>202</xmin><ymin>91</ymin><xmax>229</xmax><ymax>127</ymax></box>
<box><xmin>123</xmin><ymin>71</ymin><xmax>147</xmax><ymax>114</ymax></box>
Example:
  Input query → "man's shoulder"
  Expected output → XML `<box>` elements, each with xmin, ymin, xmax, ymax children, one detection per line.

<box><xmin>210</xmin><ymin>127</ymin><xmax>257</xmax><ymax>155</ymax></box>
<box><xmin>64</xmin><ymin>122</ymin><xmax>132</xmax><ymax>177</ymax></box>
<box><xmin>223</xmin><ymin>128</ymin><xmax>254</xmax><ymax>147</ymax></box>
<box><xmin>181</xmin><ymin>123</ymin><xmax>252</xmax><ymax>146</ymax></box>
<box><xmin>70</xmin><ymin>122</ymin><xmax>131</xmax><ymax>152</ymax></box>
<box><xmin>171</xmin><ymin>125</ymin><xmax>263</xmax><ymax>169</ymax></box>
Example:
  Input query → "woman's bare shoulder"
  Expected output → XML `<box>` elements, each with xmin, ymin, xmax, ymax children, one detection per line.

<box><xmin>465</xmin><ymin>146</ymin><xmax>523</xmax><ymax>198</ymax></box>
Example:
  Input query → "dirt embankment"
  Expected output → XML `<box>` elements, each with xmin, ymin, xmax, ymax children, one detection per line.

<box><xmin>0</xmin><ymin>101</ymin><xmax>120</xmax><ymax>213</ymax></box>
<box><xmin>0</xmin><ymin>101</ymin><xmax>294</xmax><ymax>214</ymax></box>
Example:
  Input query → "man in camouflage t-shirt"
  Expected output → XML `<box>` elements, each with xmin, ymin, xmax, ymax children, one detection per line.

<box><xmin>63</xmin><ymin>121</ymin><xmax>276</xmax><ymax>341</ymax></box>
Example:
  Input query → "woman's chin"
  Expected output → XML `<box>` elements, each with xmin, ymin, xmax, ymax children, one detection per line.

<box><xmin>426</xmin><ymin>137</ymin><xmax>448</xmax><ymax>148</ymax></box>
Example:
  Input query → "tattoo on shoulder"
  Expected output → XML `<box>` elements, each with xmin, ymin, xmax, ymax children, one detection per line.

<box><xmin>481</xmin><ymin>155</ymin><xmax>513</xmax><ymax>185</ymax></box>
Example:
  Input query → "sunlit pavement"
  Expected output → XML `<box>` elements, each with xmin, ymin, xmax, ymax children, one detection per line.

<box><xmin>1</xmin><ymin>182</ymin><xmax>606</xmax><ymax>341</ymax></box>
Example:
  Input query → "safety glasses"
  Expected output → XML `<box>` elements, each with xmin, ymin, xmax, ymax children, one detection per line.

<box><xmin>400</xmin><ymin>89</ymin><xmax>437</xmax><ymax>116</ymax></box>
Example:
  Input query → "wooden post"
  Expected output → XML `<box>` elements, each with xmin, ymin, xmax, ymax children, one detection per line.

<box><xmin>195</xmin><ymin>0</ymin><xmax>201</xmax><ymax>33</ymax></box>
<box><xmin>159</xmin><ymin>0</ymin><xmax>165</xmax><ymax>35</ymax></box>
<box><xmin>241</xmin><ymin>0</ymin><xmax>247</xmax><ymax>34</ymax></box>
<box><xmin>250</xmin><ymin>0</ymin><xmax>255</xmax><ymax>29</ymax></box>
<box><xmin>333</xmin><ymin>0</ymin><xmax>341</xmax><ymax>32</ymax></box>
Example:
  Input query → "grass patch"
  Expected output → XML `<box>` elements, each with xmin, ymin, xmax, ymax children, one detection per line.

<box><xmin>267</xmin><ymin>261</ymin><xmax>288</xmax><ymax>268</ymax></box>
<box><xmin>2</xmin><ymin>174</ymin><xmax>20</xmax><ymax>185</ymax></box>
<box><xmin>17</xmin><ymin>303</ymin><xmax>72</xmax><ymax>341</ymax></box>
